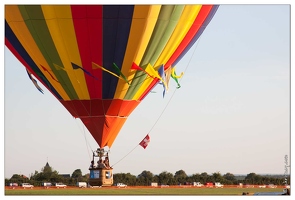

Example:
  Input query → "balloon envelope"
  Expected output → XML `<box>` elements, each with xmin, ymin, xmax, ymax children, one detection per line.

<box><xmin>5</xmin><ymin>5</ymin><xmax>218</xmax><ymax>148</ymax></box>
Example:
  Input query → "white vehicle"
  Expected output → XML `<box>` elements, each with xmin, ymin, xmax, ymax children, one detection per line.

<box><xmin>258</xmin><ymin>185</ymin><xmax>266</xmax><ymax>188</ymax></box>
<box><xmin>193</xmin><ymin>182</ymin><xmax>204</xmax><ymax>187</ymax></box>
<box><xmin>215</xmin><ymin>182</ymin><xmax>224</xmax><ymax>188</ymax></box>
<box><xmin>55</xmin><ymin>183</ymin><xmax>67</xmax><ymax>188</ymax></box>
<box><xmin>42</xmin><ymin>182</ymin><xmax>52</xmax><ymax>189</ymax></box>
<box><xmin>268</xmin><ymin>184</ymin><xmax>277</xmax><ymax>188</ymax></box>
<box><xmin>9</xmin><ymin>183</ymin><xmax>18</xmax><ymax>188</ymax></box>
<box><xmin>116</xmin><ymin>183</ymin><xmax>127</xmax><ymax>188</ymax></box>
<box><xmin>151</xmin><ymin>182</ymin><xmax>158</xmax><ymax>187</ymax></box>
<box><xmin>77</xmin><ymin>182</ymin><xmax>87</xmax><ymax>188</ymax></box>
<box><xmin>22</xmin><ymin>183</ymin><xmax>34</xmax><ymax>189</ymax></box>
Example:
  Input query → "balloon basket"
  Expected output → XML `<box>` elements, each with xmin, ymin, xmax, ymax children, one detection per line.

<box><xmin>89</xmin><ymin>168</ymin><xmax>113</xmax><ymax>187</ymax></box>
<box><xmin>88</xmin><ymin>148</ymin><xmax>113</xmax><ymax>187</ymax></box>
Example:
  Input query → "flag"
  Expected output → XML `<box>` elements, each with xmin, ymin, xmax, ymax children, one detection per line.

<box><xmin>158</xmin><ymin>65</ymin><xmax>168</xmax><ymax>97</ymax></box>
<box><xmin>131</xmin><ymin>62</ymin><xmax>144</xmax><ymax>71</ymax></box>
<box><xmin>112</xmin><ymin>63</ymin><xmax>130</xmax><ymax>85</ymax></box>
<box><xmin>171</xmin><ymin>67</ymin><xmax>184</xmax><ymax>89</ymax></box>
<box><xmin>145</xmin><ymin>64</ymin><xmax>162</xmax><ymax>80</ymax></box>
<box><xmin>165</xmin><ymin>67</ymin><xmax>172</xmax><ymax>90</ymax></box>
<box><xmin>41</xmin><ymin>65</ymin><xmax>59</xmax><ymax>82</ymax></box>
<box><xmin>171</xmin><ymin>67</ymin><xmax>184</xmax><ymax>79</ymax></box>
<box><xmin>139</xmin><ymin>134</ymin><xmax>150</xmax><ymax>149</ymax></box>
<box><xmin>26</xmin><ymin>69</ymin><xmax>44</xmax><ymax>94</ymax></box>
<box><xmin>131</xmin><ymin>62</ymin><xmax>153</xmax><ymax>79</ymax></box>
<box><xmin>92</xmin><ymin>62</ymin><xmax>125</xmax><ymax>81</ymax></box>
<box><xmin>132</xmin><ymin>62</ymin><xmax>163</xmax><ymax>81</ymax></box>
<box><xmin>35</xmin><ymin>71</ymin><xmax>52</xmax><ymax>89</ymax></box>
<box><xmin>72</xmin><ymin>62</ymin><xmax>98</xmax><ymax>80</ymax></box>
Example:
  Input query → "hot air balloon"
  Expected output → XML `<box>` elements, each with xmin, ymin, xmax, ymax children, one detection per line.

<box><xmin>5</xmin><ymin>5</ymin><xmax>219</xmax><ymax>186</ymax></box>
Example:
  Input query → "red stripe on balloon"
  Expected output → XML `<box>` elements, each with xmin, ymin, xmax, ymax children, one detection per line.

<box><xmin>71</xmin><ymin>5</ymin><xmax>103</xmax><ymax>99</ymax></box>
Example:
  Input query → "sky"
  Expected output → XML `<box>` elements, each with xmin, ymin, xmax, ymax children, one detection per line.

<box><xmin>2</xmin><ymin>2</ymin><xmax>293</xmax><ymax>181</ymax></box>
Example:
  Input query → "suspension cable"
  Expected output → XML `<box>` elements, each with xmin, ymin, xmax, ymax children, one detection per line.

<box><xmin>74</xmin><ymin>119</ymin><xmax>93</xmax><ymax>160</ymax></box>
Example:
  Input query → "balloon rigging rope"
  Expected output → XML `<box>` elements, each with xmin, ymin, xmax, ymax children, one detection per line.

<box><xmin>75</xmin><ymin>119</ymin><xmax>92</xmax><ymax>160</ymax></box>
<box><xmin>112</xmin><ymin>36</ymin><xmax>203</xmax><ymax>168</ymax></box>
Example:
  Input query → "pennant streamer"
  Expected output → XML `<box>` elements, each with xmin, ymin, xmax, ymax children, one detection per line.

<box><xmin>158</xmin><ymin>65</ymin><xmax>167</xmax><ymax>97</ymax></box>
<box><xmin>26</xmin><ymin>69</ymin><xmax>44</xmax><ymax>94</ymax></box>
<box><xmin>165</xmin><ymin>67</ymin><xmax>172</xmax><ymax>90</ymax></box>
<box><xmin>41</xmin><ymin>65</ymin><xmax>59</xmax><ymax>82</ymax></box>
<box><xmin>112</xmin><ymin>63</ymin><xmax>130</xmax><ymax>85</ymax></box>
<box><xmin>92</xmin><ymin>62</ymin><xmax>126</xmax><ymax>81</ymax></box>
<box><xmin>131</xmin><ymin>62</ymin><xmax>154</xmax><ymax>79</ymax></box>
<box><xmin>72</xmin><ymin>63</ymin><xmax>99</xmax><ymax>80</ymax></box>
<box><xmin>171</xmin><ymin>67</ymin><xmax>184</xmax><ymax>89</ymax></box>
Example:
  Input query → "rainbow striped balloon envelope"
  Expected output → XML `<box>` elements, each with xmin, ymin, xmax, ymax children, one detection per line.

<box><xmin>5</xmin><ymin>5</ymin><xmax>219</xmax><ymax>148</ymax></box>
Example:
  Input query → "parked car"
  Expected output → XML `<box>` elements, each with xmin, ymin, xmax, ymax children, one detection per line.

<box><xmin>21</xmin><ymin>183</ymin><xmax>34</xmax><ymax>189</ymax></box>
<box><xmin>55</xmin><ymin>183</ymin><xmax>67</xmax><ymax>188</ymax></box>
<box><xmin>258</xmin><ymin>185</ymin><xmax>266</xmax><ymax>188</ymax></box>
<box><xmin>160</xmin><ymin>184</ymin><xmax>170</xmax><ymax>188</ymax></box>
<box><xmin>268</xmin><ymin>184</ymin><xmax>277</xmax><ymax>188</ymax></box>
<box><xmin>215</xmin><ymin>182</ymin><xmax>224</xmax><ymax>188</ymax></box>
<box><xmin>245</xmin><ymin>184</ymin><xmax>254</xmax><ymax>188</ymax></box>
<box><xmin>116</xmin><ymin>183</ymin><xmax>127</xmax><ymax>188</ymax></box>
<box><xmin>76</xmin><ymin>182</ymin><xmax>87</xmax><ymax>188</ymax></box>
<box><xmin>42</xmin><ymin>182</ymin><xmax>52</xmax><ymax>188</ymax></box>
<box><xmin>205</xmin><ymin>182</ymin><xmax>214</xmax><ymax>188</ymax></box>
<box><xmin>9</xmin><ymin>183</ymin><xmax>18</xmax><ymax>189</ymax></box>
<box><xmin>193</xmin><ymin>182</ymin><xmax>204</xmax><ymax>187</ymax></box>
<box><xmin>9</xmin><ymin>183</ymin><xmax>18</xmax><ymax>187</ymax></box>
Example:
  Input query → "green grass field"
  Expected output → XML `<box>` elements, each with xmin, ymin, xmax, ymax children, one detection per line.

<box><xmin>5</xmin><ymin>187</ymin><xmax>285</xmax><ymax>195</ymax></box>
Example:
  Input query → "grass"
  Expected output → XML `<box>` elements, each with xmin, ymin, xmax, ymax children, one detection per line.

<box><xmin>5</xmin><ymin>187</ymin><xmax>285</xmax><ymax>196</ymax></box>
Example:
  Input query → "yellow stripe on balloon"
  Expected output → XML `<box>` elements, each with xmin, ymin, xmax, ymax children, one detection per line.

<box><xmin>155</xmin><ymin>5</ymin><xmax>202</xmax><ymax>66</ymax></box>
<box><xmin>5</xmin><ymin>5</ymin><xmax>71</xmax><ymax>100</ymax></box>
<box><xmin>114</xmin><ymin>5</ymin><xmax>161</xmax><ymax>99</ymax></box>
<box><xmin>42</xmin><ymin>5</ymin><xmax>90</xmax><ymax>100</ymax></box>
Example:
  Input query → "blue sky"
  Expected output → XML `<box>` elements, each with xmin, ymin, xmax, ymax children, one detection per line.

<box><xmin>3</xmin><ymin>3</ymin><xmax>292</xmax><ymax>181</ymax></box>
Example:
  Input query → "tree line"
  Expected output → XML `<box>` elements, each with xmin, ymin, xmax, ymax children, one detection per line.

<box><xmin>5</xmin><ymin>163</ymin><xmax>290</xmax><ymax>187</ymax></box>
<box><xmin>113</xmin><ymin>171</ymin><xmax>289</xmax><ymax>186</ymax></box>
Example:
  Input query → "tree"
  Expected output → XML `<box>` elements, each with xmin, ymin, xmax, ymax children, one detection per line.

<box><xmin>174</xmin><ymin>170</ymin><xmax>187</xmax><ymax>185</ymax></box>
<box><xmin>200</xmin><ymin>172</ymin><xmax>210</xmax><ymax>183</ymax></box>
<box><xmin>152</xmin><ymin>175</ymin><xmax>159</xmax><ymax>184</ymax></box>
<box><xmin>72</xmin><ymin>169</ymin><xmax>82</xmax><ymax>179</ymax></box>
<box><xmin>29</xmin><ymin>162</ymin><xmax>62</xmax><ymax>186</ymax></box>
<box><xmin>245</xmin><ymin>173</ymin><xmax>259</xmax><ymax>184</ymax></box>
<box><xmin>113</xmin><ymin>173</ymin><xmax>137</xmax><ymax>186</ymax></box>
<box><xmin>49</xmin><ymin>171</ymin><xmax>62</xmax><ymax>183</ymax></box>
<box><xmin>223</xmin><ymin>173</ymin><xmax>236</xmax><ymax>181</ymax></box>
<box><xmin>137</xmin><ymin>170</ymin><xmax>154</xmax><ymax>186</ymax></box>
<box><xmin>191</xmin><ymin>173</ymin><xmax>202</xmax><ymax>183</ymax></box>
<box><xmin>212</xmin><ymin>172</ymin><xmax>224</xmax><ymax>183</ymax></box>
<box><xmin>158</xmin><ymin>171</ymin><xmax>175</xmax><ymax>185</ymax></box>
<box><xmin>222</xmin><ymin>172</ymin><xmax>237</xmax><ymax>184</ymax></box>
<box><xmin>124</xmin><ymin>173</ymin><xmax>137</xmax><ymax>186</ymax></box>
<box><xmin>9</xmin><ymin>174</ymin><xmax>28</xmax><ymax>185</ymax></box>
